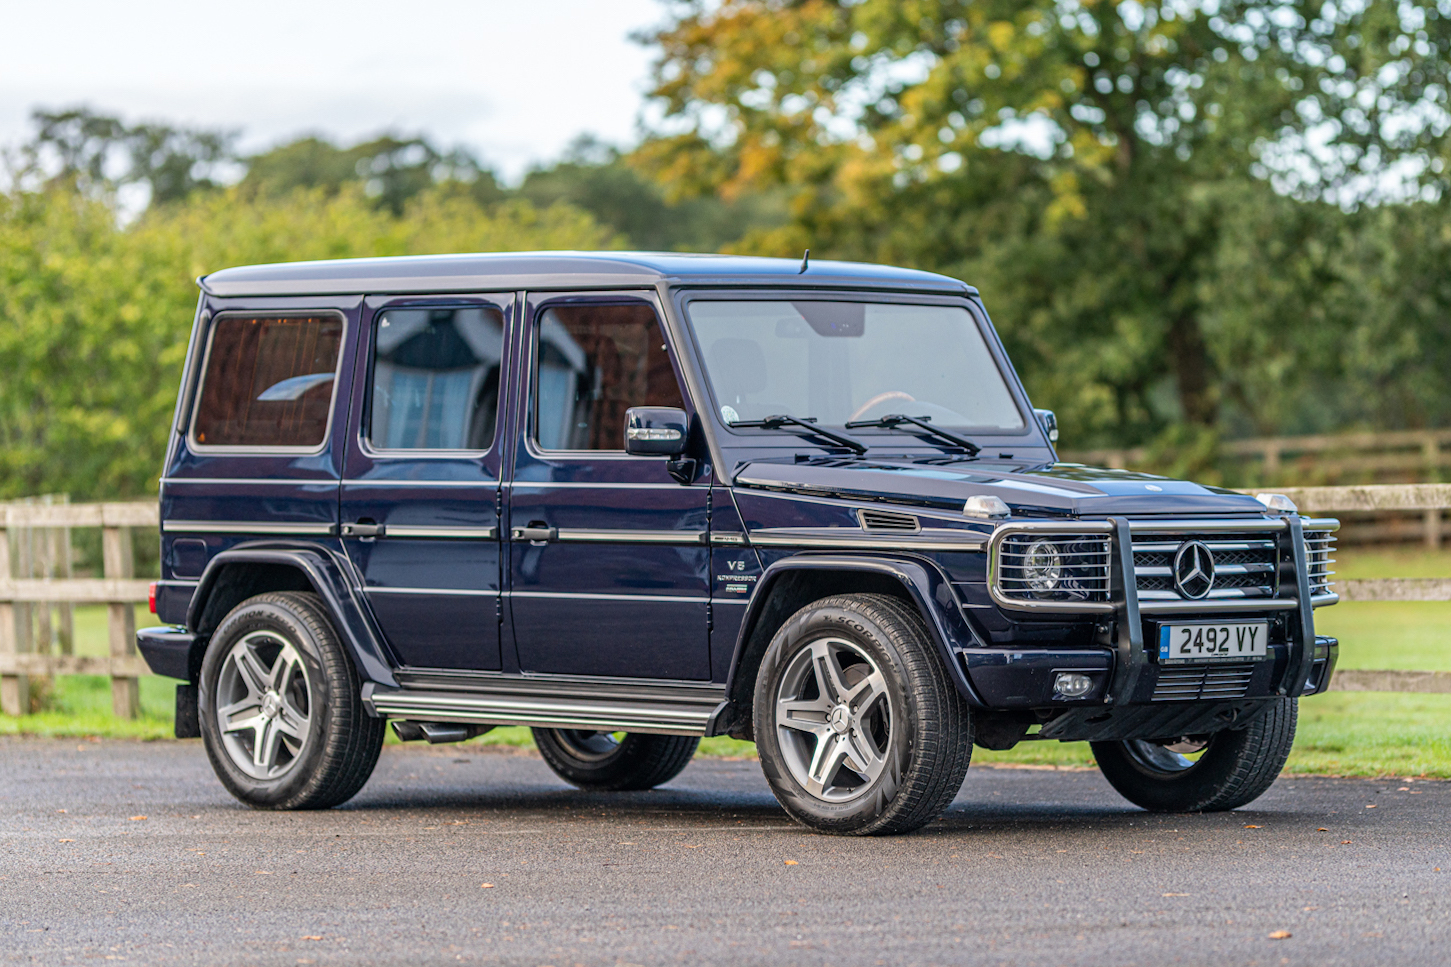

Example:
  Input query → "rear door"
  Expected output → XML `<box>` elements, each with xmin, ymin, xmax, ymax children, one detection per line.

<box><xmin>339</xmin><ymin>294</ymin><xmax>513</xmax><ymax>670</ymax></box>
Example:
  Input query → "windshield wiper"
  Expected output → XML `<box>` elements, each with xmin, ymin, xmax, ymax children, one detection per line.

<box><xmin>729</xmin><ymin>414</ymin><xmax>868</xmax><ymax>455</ymax></box>
<box><xmin>844</xmin><ymin>414</ymin><xmax>982</xmax><ymax>456</ymax></box>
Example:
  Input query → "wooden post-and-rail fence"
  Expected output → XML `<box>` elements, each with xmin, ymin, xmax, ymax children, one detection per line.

<box><xmin>1</xmin><ymin>486</ymin><xmax>1449</xmax><ymax>721</ymax></box>
<box><xmin>0</xmin><ymin>501</ymin><xmax>156</xmax><ymax>718</ymax></box>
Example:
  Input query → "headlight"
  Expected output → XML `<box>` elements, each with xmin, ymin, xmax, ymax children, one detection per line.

<box><xmin>1023</xmin><ymin>540</ymin><xmax>1063</xmax><ymax>591</ymax></box>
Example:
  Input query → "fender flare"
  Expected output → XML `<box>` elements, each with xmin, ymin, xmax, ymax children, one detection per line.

<box><xmin>711</xmin><ymin>554</ymin><xmax>987</xmax><ymax>733</ymax></box>
<box><xmin>187</xmin><ymin>543</ymin><xmax>399</xmax><ymax>689</ymax></box>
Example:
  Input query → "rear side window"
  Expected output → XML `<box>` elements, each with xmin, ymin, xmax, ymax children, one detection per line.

<box><xmin>535</xmin><ymin>304</ymin><xmax>685</xmax><ymax>451</ymax></box>
<box><xmin>192</xmin><ymin>314</ymin><xmax>343</xmax><ymax>449</ymax></box>
<box><xmin>369</xmin><ymin>306</ymin><xmax>505</xmax><ymax>451</ymax></box>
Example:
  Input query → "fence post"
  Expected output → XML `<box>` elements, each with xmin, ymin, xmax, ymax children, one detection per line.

<box><xmin>0</xmin><ymin>520</ymin><xmax>23</xmax><ymax>717</ymax></box>
<box><xmin>103</xmin><ymin>524</ymin><xmax>138</xmax><ymax>719</ymax></box>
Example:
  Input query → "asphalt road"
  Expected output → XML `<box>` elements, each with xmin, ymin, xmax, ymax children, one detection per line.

<box><xmin>1</xmin><ymin>737</ymin><xmax>1446</xmax><ymax>967</ymax></box>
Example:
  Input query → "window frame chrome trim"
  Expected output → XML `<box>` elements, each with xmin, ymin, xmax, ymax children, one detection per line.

<box><xmin>161</xmin><ymin>520</ymin><xmax>336</xmax><ymax>536</ymax></box>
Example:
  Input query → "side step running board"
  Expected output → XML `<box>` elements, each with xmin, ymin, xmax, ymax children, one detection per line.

<box><xmin>363</xmin><ymin>683</ymin><xmax>720</xmax><ymax>736</ymax></box>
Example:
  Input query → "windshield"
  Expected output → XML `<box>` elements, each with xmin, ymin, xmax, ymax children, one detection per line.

<box><xmin>685</xmin><ymin>300</ymin><xmax>1025</xmax><ymax>431</ymax></box>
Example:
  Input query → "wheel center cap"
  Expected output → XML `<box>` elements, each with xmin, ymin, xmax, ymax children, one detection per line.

<box><xmin>261</xmin><ymin>691</ymin><xmax>282</xmax><ymax>719</ymax></box>
<box><xmin>829</xmin><ymin>704</ymin><xmax>851</xmax><ymax>734</ymax></box>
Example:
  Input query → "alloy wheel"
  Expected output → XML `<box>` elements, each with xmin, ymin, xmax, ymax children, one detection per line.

<box><xmin>215</xmin><ymin>630</ymin><xmax>313</xmax><ymax>780</ymax></box>
<box><xmin>773</xmin><ymin>637</ymin><xmax>895</xmax><ymax>802</ymax></box>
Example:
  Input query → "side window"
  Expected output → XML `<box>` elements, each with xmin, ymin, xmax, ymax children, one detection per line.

<box><xmin>535</xmin><ymin>304</ymin><xmax>685</xmax><ymax>451</ymax></box>
<box><xmin>192</xmin><ymin>314</ymin><xmax>343</xmax><ymax>449</ymax></box>
<box><xmin>369</xmin><ymin>306</ymin><xmax>504</xmax><ymax>451</ymax></box>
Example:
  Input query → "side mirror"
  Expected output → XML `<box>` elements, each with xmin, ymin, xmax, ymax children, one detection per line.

<box><xmin>625</xmin><ymin>406</ymin><xmax>688</xmax><ymax>457</ymax></box>
<box><xmin>1034</xmin><ymin>408</ymin><xmax>1059</xmax><ymax>444</ymax></box>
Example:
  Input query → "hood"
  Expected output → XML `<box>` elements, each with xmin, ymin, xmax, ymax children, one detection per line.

<box><xmin>731</xmin><ymin>458</ymin><xmax>1266</xmax><ymax>518</ymax></box>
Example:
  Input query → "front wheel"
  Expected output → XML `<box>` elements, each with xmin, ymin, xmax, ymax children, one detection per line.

<box><xmin>532</xmin><ymin>729</ymin><xmax>699</xmax><ymax>790</ymax></box>
<box><xmin>198</xmin><ymin>592</ymin><xmax>385</xmax><ymax>809</ymax></box>
<box><xmin>753</xmin><ymin>593</ymin><xmax>973</xmax><ymax>835</ymax></box>
<box><xmin>1091</xmin><ymin>697</ymin><xmax>1298</xmax><ymax>812</ymax></box>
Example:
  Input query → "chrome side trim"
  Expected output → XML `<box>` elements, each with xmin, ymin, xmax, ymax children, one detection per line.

<box><xmin>364</xmin><ymin>686</ymin><xmax>719</xmax><ymax>736</ymax></box>
<box><xmin>553</xmin><ymin>528</ymin><xmax>707</xmax><ymax>545</ymax></box>
<box><xmin>163</xmin><ymin>477</ymin><xmax>339</xmax><ymax>487</ymax></box>
<box><xmin>508</xmin><ymin>481</ymin><xmax>695</xmax><ymax>490</ymax></box>
<box><xmin>383</xmin><ymin>526</ymin><xmax>498</xmax><ymax>539</ymax></box>
<box><xmin>510</xmin><ymin>590</ymin><xmax>711</xmax><ymax>604</ymax></box>
<box><xmin>162</xmin><ymin>520</ymin><xmax>336</xmax><ymax>536</ymax></box>
<box><xmin>342</xmin><ymin>479</ymin><xmax>497</xmax><ymax>489</ymax></box>
<box><xmin>748</xmin><ymin>527</ymin><xmax>986</xmax><ymax>552</ymax></box>
<box><xmin>366</xmin><ymin>586</ymin><xmax>499</xmax><ymax>596</ymax></box>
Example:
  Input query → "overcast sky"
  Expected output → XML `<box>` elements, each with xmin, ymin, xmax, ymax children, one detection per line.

<box><xmin>0</xmin><ymin>0</ymin><xmax>668</xmax><ymax>182</ymax></box>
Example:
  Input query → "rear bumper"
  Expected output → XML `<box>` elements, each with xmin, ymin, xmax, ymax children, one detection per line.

<box><xmin>137</xmin><ymin>626</ymin><xmax>196</xmax><ymax>681</ymax></box>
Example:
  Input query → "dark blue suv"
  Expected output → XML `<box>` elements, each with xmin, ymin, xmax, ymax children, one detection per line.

<box><xmin>138</xmin><ymin>252</ymin><xmax>1339</xmax><ymax>835</ymax></box>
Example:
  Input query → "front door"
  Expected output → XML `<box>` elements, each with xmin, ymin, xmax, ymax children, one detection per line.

<box><xmin>507</xmin><ymin>292</ymin><xmax>711</xmax><ymax>680</ymax></box>
<box><xmin>340</xmin><ymin>295</ymin><xmax>513</xmax><ymax>670</ymax></box>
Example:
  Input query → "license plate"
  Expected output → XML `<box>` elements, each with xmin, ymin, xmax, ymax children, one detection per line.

<box><xmin>1158</xmin><ymin>621</ymin><xmax>1269</xmax><ymax>663</ymax></box>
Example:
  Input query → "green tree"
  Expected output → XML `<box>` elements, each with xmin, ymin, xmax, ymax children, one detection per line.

<box><xmin>0</xmin><ymin>184</ymin><xmax>619</xmax><ymax>501</ymax></box>
<box><xmin>637</xmin><ymin>1</ymin><xmax>1451</xmax><ymax>449</ymax></box>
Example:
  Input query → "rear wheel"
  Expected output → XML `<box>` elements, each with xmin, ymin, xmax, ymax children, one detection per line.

<box><xmin>198</xmin><ymin>592</ymin><xmax>385</xmax><ymax>809</ymax></box>
<box><xmin>753</xmin><ymin>593</ymin><xmax>973</xmax><ymax>835</ymax></box>
<box><xmin>1091</xmin><ymin>697</ymin><xmax>1297</xmax><ymax>812</ymax></box>
<box><xmin>532</xmin><ymin>729</ymin><xmax>699</xmax><ymax>790</ymax></box>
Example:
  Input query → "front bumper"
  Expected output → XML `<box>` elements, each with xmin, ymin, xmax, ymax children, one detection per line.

<box><xmin>964</xmin><ymin>515</ymin><xmax>1338</xmax><ymax>711</ymax></box>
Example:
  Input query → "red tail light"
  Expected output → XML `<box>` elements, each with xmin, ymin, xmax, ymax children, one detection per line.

<box><xmin>148</xmin><ymin>581</ymin><xmax>158</xmax><ymax>614</ymax></box>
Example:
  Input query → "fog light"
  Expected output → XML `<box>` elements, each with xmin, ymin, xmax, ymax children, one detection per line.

<box><xmin>1054</xmin><ymin>672</ymin><xmax>1093</xmax><ymax>698</ymax></box>
<box><xmin>1024</xmin><ymin>540</ymin><xmax>1063</xmax><ymax>591</ymax></box>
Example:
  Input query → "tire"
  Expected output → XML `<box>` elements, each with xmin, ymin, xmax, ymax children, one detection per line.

<box><xmin>753</xmin><ymin>593</ymin><xmax>973</xmax><ymax>836</ymax></box>
<box><xmin>198</xmin><ymin>591</ymin><xmax>385</xmax><ymax>810</ymax></box>
<box><xmin>1091</xmin><ymin>697</ymin><xmax>1298</xmax><ymax>812</ymax></box>
<box><xmin>532</xmin><ymin>729</ymin><xmax>699</xmax><ymax>790</ymax></box>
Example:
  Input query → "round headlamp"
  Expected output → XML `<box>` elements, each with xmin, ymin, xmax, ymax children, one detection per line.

<box><xmin>1024</xmin><ymin>540</ymin><xmax>1063</xmax><ymax>591</ymax></box>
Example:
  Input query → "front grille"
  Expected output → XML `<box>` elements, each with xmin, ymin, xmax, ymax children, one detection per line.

<box><xmin>996</xmin><ymin>533</ymin><xmax>1111</xmax><ymax>603</ymax></box>
<box><xmin>1133</xmin><ymin>534</ymin><xmax>1279</xmax><ymax>602</ymax></box>
<box><xmin>1152</xmin><ymin>663</ymin><xmax>1255</xmax><ymax>701</ymax></box>
<box><xmin>1305</xmin><ymin>528</ymin><xmax>1336</xmax><ymax>597</ymax></box>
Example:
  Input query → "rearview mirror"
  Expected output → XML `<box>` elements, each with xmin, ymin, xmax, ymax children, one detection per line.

<box><xmin>625</xmin><ymin>406</ymin><xmax>688</xmax><ymax>456</ymax></box>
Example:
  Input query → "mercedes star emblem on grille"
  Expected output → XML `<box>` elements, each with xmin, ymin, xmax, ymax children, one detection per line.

<box><xmin>1172</xmin><ymin>540</ymin><xmax>1216</xmax><ymax>599</ymax></box>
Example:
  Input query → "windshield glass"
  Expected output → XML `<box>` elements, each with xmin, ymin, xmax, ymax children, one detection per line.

<box><xmin>685</xmin><ymin>300</ymin><xmax>1025</xmax><ymax>431</ymax></box>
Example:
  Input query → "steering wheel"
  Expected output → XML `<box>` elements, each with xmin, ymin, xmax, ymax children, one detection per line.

<box><xmin>850</xmin><ymin>390</ymin><xmax>917</xmax><ymax>422</ymax></box>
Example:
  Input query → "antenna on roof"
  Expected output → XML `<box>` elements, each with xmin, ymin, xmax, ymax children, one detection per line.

<box><xmin>798</xmin><ymin>249</ymin><xmax>810</xmax><ymax>274</ymax></box>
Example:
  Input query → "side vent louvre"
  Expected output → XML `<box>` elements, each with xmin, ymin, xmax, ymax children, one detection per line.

<box><xmin>858</xmin><ymin>509</ymin><xmax>921</xmax><ymax>533</ymax></box>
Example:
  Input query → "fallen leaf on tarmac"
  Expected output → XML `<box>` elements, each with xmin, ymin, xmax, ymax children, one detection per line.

<box><xmin>301</xmin><ymin>936</ymin><xmax>322</xmax><ymax>941</ymax></box>
<box><xmin>1366</xmin><ymin>804</ymin><xmax>1377</xmax><ymax>809</ymax></box>
<box><xmin>784</xmin><ymin>860</ymin><xmax>799</xmax><ymax>866</ymax></box>
<box><xmin>1162</xmin><ymin>893</ymin><xmax>1190</xmax><ymax>897</ymax></box>
<box><xmin>255</xmin><ymin>871</ymin><xmax>272</xmax><ymax>875</ymax></box>
<box><xmin>1244</xmin><ymin>825</ymin><xmax>1262</xmax><ymax>829</ymax></box>
<box><xmin>1318</xmin><ymin>828</ymin><xmax>1328</xmax><ymax>832</ymax></box>
<box><xmin>480</xmin><ymin>884</ymin><xmax>494</xmax><ymax>889</ymax></box>
<box><xmin>58</xmin><ymin>839</ymin><xmax>74</xmax><ymax>843</ymax></box>
<box><xmin>128</xmin><ymin>816</ymin><xmax>147</xmax><ymax>822</ymax></box>
<box><xmin>1342</xmin><ymin>841</ymin><xmax>1353</xmax><ymax>845</ymax></box>
<box><xmin>1268</xmin><ymin>931</ymin><xmax>1292</xmax><ymax>940</ymax></box>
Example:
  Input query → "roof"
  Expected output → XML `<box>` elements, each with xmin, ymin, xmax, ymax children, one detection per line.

<box><xmin>197</xmin><ymin>251</ymin><xmax>973</xmax><ymax>298</ymax></box>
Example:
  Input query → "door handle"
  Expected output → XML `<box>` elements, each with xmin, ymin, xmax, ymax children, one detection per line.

<box><xmin>341</xmin><ymin>521</ymin><xmax>386</xmax><ymax>538</ymax></box>
<box><xmin>511</xmin><ymin>523</ymin><xmax>557</xmax><ymax>543</ymax></box>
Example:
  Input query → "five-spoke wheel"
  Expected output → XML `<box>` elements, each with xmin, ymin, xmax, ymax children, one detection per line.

<box><xmin>214</xmin><ymin>631</ymin><xmax>313</xmax><ymax>780</ymax></box>
<box><xmin>754</xmin><ymin>593</ymin><xmax>973</xmax><ymax>835</ymax></box>
<box><xmin>773</xmin><ymin>638</ymin><xmax>894</xmax><ymax>801</ymax></box>
<box><xmin>199</xmin><ymin>592</ymin><xmax>384</xmax><ymax>809</ymax></box>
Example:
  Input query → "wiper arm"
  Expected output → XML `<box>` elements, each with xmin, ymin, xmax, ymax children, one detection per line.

<box><xmin>729</xmin><ymin>414</ymin><xmax>868</xmax><ymax>455</ymax></box>
<box><xmin>844</xmin><ymin>414</ymin><xmax>982</xmax><ymax>456</ymax></box>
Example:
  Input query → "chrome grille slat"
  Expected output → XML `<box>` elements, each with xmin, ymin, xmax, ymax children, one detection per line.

<box><xmin>1133</xmin><ymin>530</ymin><xmax>1279</xmax><ymax>601</ymax></box>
